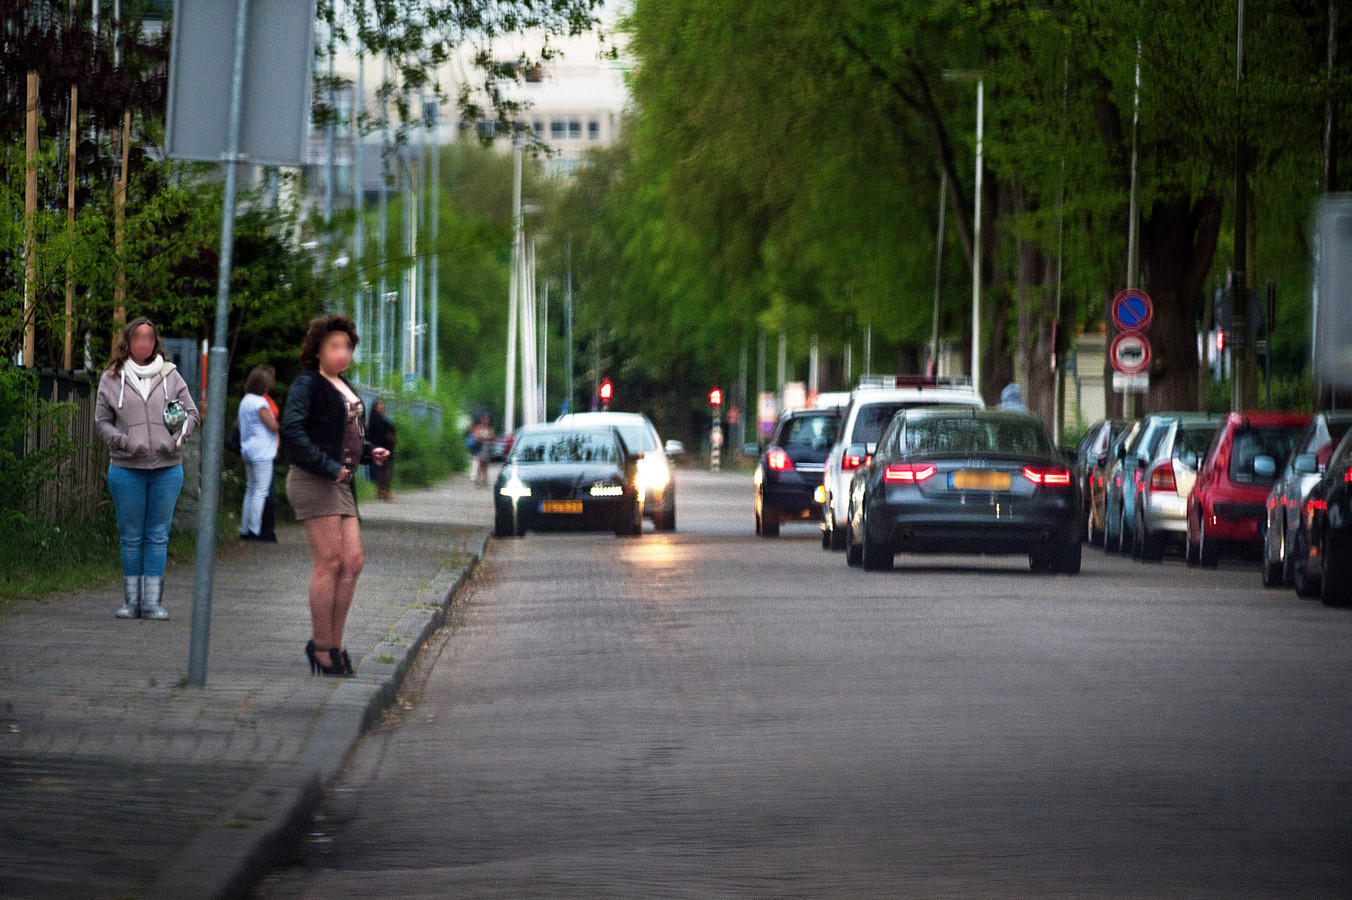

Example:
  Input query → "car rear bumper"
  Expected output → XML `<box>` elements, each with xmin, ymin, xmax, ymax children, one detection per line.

<box><xmin>497</xmin><ymin>497</ymin><xmax>636</xmax><ymax>531</ymax></box>
<box><xmin>871</xmin><ymin>501</ymin><xmax>1078</xmax><ymax>555</ymax></box>
<box><xmin>762</xmin><ymin>482</ymin><xmax>822</xmax><ymax>517</ymax></box>
<box><xmin>1141</xmin><ymin>493</ymin><xmax>1189</xmax><ymax>534</ymax></box>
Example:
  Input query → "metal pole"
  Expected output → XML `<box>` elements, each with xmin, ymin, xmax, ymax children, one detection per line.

<box><xmin>1231</xmin><ymin>0</ymin><xmax>1249</xmax><ymax>413</ymax></box>
<box><xmin>566</xmin><ymin>236</ymin><xmax>574</xmax><ymax>413</ymax></box>
<box><xmin>323</xmin><ymin>21</ymin><xmax>335</xmax><ymax>230</ymax></box>
<box><xmin>1124</xmin><ymin>43</ymin><xmax>1142</xmax><ymax>420</ymax></box>
<box><xmin>931</xmin><ymin>170</ymin><xmax>947</xmax><ymax>376</ymax></box>
<box><xmin>377</xmin><ymin>56</ymin><xmax>390</xmax><ymax>387</ymax></box>
<box><xmin>189</xmin><ymin>0</ymin><xmax>251</xmax><ymax>688</ymax></box>
<box><xmin>739</xmin><ymin>338</ymin><xmax>748</xmax><ymax>448</ymax></box>
<box><xmin>505</xmin><ymin>137</ymin><xmax>522</xmax><ymax>433</ymax></box>
<box><xmin>809</xmin><ymin>335</ymin><xmax>819</xmax><ymax>397</ymax></box>
<box><xmin>352</xmin><ymin>56</ymin><xmax>365</xmax><ymax>376</ymax></box>
<box><xmin>756</xmin><ymin>328</ymin><xmax>766</xmax><ymax>440</ymax></box>
<box><xmin>864</xmin><ymin>322</ymin><xmax>872</xmax><ymax>376</ymax></box>
<box><xmin>1326</xmin><ymin>0</ymin><xmax>1339</xmax><ymax>193</ymax></box>
<box><xmin>971</xmin><ymin>79</ymin><xmax>984</xmax><ymax>398</ymax></box>
<box><xmin>417</xmin><ymin>95</ymin><xmax>428</xmax><ymax>382</ymax></box>
<box><xmin>429</xmin><ymin>103</ymin><xmax>440</xmax><ymax>393</ymax></box>
<box><xmin>22</xmin><ymin>70</ymin><xmax>37</xmax><ymax>367</ymax></box>
<box><xmin>541</xmin><ymin>280</ymin><xmax>549</xmax><ymax>419</ymax></box>
<box><xmin>777</xmin><ymin>332</ymin><xmax>787</xmax><ymax>409</ymax></box>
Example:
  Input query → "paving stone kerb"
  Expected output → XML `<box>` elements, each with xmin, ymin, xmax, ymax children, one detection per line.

<box><xmin>0</xmin><ymin>476</ymin><xmax>491</xmax><ymax>900</ymax></box>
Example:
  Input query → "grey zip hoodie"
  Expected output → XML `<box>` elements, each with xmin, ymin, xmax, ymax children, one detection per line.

<box><xmin>94</xmin><ymin>360</ymin><xmax>201</xmax><ymax>470</ymax></box>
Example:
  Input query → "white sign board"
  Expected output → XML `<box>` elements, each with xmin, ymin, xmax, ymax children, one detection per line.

<box><xmin>165</xmin><ymin>0</ymin><xmax>317</xmax><ymax>167</ymax></box>
<box><xmin>1112</xmin><ymin>372</ymin><xmax>1149</xmax><ymax>393</ymax></box>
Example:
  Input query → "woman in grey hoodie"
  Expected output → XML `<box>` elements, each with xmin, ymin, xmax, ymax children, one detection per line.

<box><xmin>94</xmin><ymin>317</ymin><xmax>200</xmax><ymax>620</ymax></box>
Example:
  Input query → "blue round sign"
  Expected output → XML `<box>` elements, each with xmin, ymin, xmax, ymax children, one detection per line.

<box><xmin>1112</xmin><ymin>289</ymin><xmax>1153</xmax><ymax>332</ymax></box>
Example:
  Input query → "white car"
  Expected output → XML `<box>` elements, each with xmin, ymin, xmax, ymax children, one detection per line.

<box><xmin>821</xmin><ymin>377</ymin><xmax>985</xmax><ymax>550</ymax></box>
<box><xmin>555</xmin><ymin>412</ymin><xmax>680</xmax><ymax>531</ymax></box>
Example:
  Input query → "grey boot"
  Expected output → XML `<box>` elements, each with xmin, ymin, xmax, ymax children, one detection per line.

<box><xmin>141</xmin><ymin>576</ymin><xmax>169</xmax><ymax>620</ymax></box>
<box><xmin>116</xmin><ymin>576</ymin><xmax>142</xmax><ymax>619</ymax></box>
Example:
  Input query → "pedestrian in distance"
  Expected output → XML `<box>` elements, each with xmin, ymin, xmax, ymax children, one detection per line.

<box><xmin>366</xmin><ymin>398</ymin><xmax>397</xmax><ymax>502</ymax></box>
<box><xmin>259</xmin><ymin>385</ymin><xmax>281</xmax><ymax>542</ymax></box>
<box><xmin>94</xmin><ymin>316</ymin><xmax>200</xmax><ymax>620</ymax></box>
<box><xmin>999</xmin><ymin>382</ymin><xmax>1029</xmax><ymax>412</ymax></box>
<box><xmin>472</xmin><ymin>413</ymin><xmax>495</xmax><ymax>487</ymax></box>
<box><xmin>238</xmin><ymin>364</ymin><xmax>280</xmax><ymax>542</ymax></box>
<box><xmin>281</xmin><ymin>314</ymin><xmax>389</xmax><ymax>677</ymax></box>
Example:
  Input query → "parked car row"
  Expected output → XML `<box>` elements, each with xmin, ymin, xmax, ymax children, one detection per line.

<box><xmin>1077</xmin><ymin>408</ymin><xmax>1352</xmax><ymax>605</ymax></box>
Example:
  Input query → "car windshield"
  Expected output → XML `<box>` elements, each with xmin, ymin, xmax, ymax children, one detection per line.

<box><xmin>1173</xmin><ymin>425</ymin><xmax>1216</xmax><ymax>461</ymax></box>
<box><xmin>1229</xmin><ymin>426</ymin><xmax>1300</xmax><ymax>486</ymax></box>
<box><xmin>903</xmin><ymin>417</ymin><xmax>1054</xmax><ymax>457</ymax></box>
<box><xmin>781</xmin><ymin>415</ymin><xmax>839</xmax><ymax>450</ymax></box>
<box><xmin>852</xmin><ymin>401</ymin><xmax>963</xmax><ymax>444</ymax></box>
<box><xmin>512</xmin><ymin>432</ymin><xmax>620</xmax><ymax>464</ymax></box>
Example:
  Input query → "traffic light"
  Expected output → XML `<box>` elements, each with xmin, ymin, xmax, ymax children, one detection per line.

<box><xmin>599</xmin><ymin>380</ymin><xmax>613</xmax><ymax>410</ymax></box>
<box><xmin>709</xmin><ymin>387</ymin><xmax>722</xmax><ymax>407</ymax></box>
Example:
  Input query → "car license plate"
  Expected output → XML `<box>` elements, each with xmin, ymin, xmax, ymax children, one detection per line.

<box><xmin>952</xmin><ymin>470</ymin><xmax>1012</xmax><ymax>491</ymax></box>
<box><xmin>541</xmin><ymin>500</ymin><xmax>583</xmax><ymax>514</ymax></box>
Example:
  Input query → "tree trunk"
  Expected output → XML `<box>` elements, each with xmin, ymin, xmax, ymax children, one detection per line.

<box><xmin>1138</xmin><ymin>195</ymin><xmax>1222</xmax><ymax>412</ymax></box>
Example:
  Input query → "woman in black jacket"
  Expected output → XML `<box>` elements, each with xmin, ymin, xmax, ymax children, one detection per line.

<box><xmin>281</xmin><ymin>314</ymin><xmax>389</xmax><ymax>676</ymax></box>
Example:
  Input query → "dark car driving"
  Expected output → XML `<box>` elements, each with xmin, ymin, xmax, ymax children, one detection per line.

<box><xmin>754</xmin><ymin>408</ymin><xmax>841</xmax><ymax>538</ymax></box>
<box><xmin>845</xmin><ymin>407</ymin><xmax>1081</xmax><ymax>573</ymax></box>
<box><xmin>493</xmin><ymin>425</ymin><xmax>644</xmax><ymax>538</ymax></box>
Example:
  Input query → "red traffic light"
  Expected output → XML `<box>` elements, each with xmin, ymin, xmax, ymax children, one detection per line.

<box><xmin>709</xmin><ymin>388</ymin><xmax>722</xmax><ymax>406</ymax></box>
<box><xmin>599</xmin><ymin>380</ymin><xmax>613</xmax><ymax>402</ymax></box>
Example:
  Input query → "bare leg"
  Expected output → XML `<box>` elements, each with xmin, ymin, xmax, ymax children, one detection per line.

<box><xmin>304</xmin><ymin>515</ymin><xmax>345</xmax><ymax>669</ymax></box>
<box><xmin>329</xmin><ymin>515</ymin><xmax>365</xmax><ymax>652</ymax></box>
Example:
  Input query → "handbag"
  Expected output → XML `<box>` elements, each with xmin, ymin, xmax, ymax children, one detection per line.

<box><xmin>225</xmin><ymin>424</ymin><xmax>242</xmax><ymax>455</ymax></box>
<box><xmin>163</xmin><ymin>399</ymin><xmax>187</xmax><ymax>433</ymax></box>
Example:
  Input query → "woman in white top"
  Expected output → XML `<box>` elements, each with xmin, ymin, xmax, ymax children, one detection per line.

<box><xmin>239</xmin><ymin>365</ymin><xmax>280</xmax><ymax>540</ymax></box>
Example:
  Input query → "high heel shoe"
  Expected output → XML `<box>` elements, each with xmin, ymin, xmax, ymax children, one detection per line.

<box><xmin>332</xmin><ymin>647</ymin><xmax>354</xmax><ymax>676</ymax></box>
<box><xmin>311</xmin><ymin>646</ymin><xmax>348</xmax><ymax>677</ymax></box>
<box><xmin>305</xmin><ymin>640</ymin><xmax>318</xmax><ymax>674</ymax></box>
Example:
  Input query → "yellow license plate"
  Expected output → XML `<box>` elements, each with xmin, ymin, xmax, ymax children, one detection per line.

<box><xmin>541</xmin><ymin>500</ymin><xmax>583</xmax><ymax>514</ymax></box>
<box><xmin>952</xmin><ymin>470</ymin><xmax>1012</xmax><ymax>491</ymax></box>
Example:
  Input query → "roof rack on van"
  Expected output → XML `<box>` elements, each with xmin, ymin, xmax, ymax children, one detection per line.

<box><xmin>855</xmin><ymin>375</ymin><xmax>975</xmax><ymax>391</ymax></box>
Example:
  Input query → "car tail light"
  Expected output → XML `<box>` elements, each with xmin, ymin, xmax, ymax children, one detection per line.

<box><xmin>766</xmin><ymin>448</ymin><xmax>793</xmax><ymax>471</ymax></box>
<box><xmin>1149</xmin><ymin>464</ymin><xmax>1177</xmax><ymax>493</ymax></box>
<box><xmin>1023</xmin><ymin>466</ymin><xmax>1072</xmax><ymax>486</ymax></box>
<box><xmin>842</xmin><ymin>447</ymin><xmax>872</xmax><ymax>470</ymax></box>
<box><xmin>884</xmin><ymin>463</ymin><xmax>936</xmax><ymax>483</ymax></box>
<box><xmin>1345</xmin><ymin>467</ymin><xmax>1352</xmax><ymax>483</ymax></box>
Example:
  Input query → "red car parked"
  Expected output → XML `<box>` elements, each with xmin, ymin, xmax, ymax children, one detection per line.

<box><xmin>1186</xmin><ymin>411</ymin><xmax>1310</xmax><ymax>567</ymax></box>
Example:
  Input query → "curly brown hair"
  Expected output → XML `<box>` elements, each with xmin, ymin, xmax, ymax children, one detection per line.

<box><xmin>105</xmin><ymin>317</ymin><xmax>166</xmax><ymax>374</ymax></box>
<box><xmin>299</xmin><ymin>314</ymin><xmax>359</xmax><ymax>371</ymax></box>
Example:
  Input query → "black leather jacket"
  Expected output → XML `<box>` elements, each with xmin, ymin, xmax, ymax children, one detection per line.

<box><xmin>280</xmin><ymin>369</ymin><xmax>375</xmax><ymax>480</ymax></box>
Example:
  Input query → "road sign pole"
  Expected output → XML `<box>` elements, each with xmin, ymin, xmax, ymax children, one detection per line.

<box><xmin>188</xmin><ymin>0</ymin><xmax>251</xmax><ymax>688</ymax></box>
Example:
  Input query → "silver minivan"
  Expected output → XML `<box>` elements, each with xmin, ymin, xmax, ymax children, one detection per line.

<box><xmin>1131</xmin><ymin>414</ymin><xmax>1223</xmax><ymax>560</ymax></box>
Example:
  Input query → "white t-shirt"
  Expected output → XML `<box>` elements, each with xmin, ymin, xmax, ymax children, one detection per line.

<box><xmin>238</xmin><ymin>393</ymin><xmax>278</xmax><ymax>461</ymax></box>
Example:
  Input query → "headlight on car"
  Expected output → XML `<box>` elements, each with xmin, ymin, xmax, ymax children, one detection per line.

<box><xmin>500</xmin><ymin>475</ymin><xmax>532</xmax><ymax>500</ymax></box>
<box><xmin>637</xmin><ymin>457</ymin><xmax>670</xmax><ymax>494</ymax></box>
<box><xmin>589</xmin><ymin>482</ymin><xmax>624</xmax><ymax>497</ymax></box>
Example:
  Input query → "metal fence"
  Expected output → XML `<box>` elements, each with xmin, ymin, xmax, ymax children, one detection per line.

<box><xmin>23</xmin><ymin>369</ymin><xmax>110</xmax><ymax>524</ymax></box>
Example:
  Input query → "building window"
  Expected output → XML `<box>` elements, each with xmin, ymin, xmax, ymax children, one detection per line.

<box><xmin>550</xmin><ymin>119</ymin><xmax>567</xmax><ymax>140</ymax></box>
<box><xmin>475</xmin><ymin>120</ymin><xmax>495</xmax><ymax>139</ymax></box>
<box><xmin>533</xmin><ymin>120</ymin><xmax>544</xmax><ymax>138</ymax></box>
<box><xmin>568</xmin><ymin>119</ymin><xmax>582</xmax><ymax>139</ymax></box>
<box><xmin>588</xmin><ymin>120</ymin><xmax>600</xmax><ymax>140</ymax></box>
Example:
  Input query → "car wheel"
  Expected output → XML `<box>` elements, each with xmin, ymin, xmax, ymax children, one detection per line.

<box><xmin>493</xmin><ymin>505</ymin><xmax>517</xmax><ymax>539</ymax></box>
<box><xmin>1198</xmin><ymin>517</ymin><xmax>1220</xmax><ymax>568</ymax></box>
<box><xmin>827</xmin><ymin>507</ymin><xmax>847</xmax><ymax>551</ymax></box>
<box><xmin>1281</xmin><ymin>522</ymin><xmax>1297</xmax><ymax>587</ymax></box>
<box><xmin>1055</xmin><ymin>538</ymin><xmax>1083</xmax><ymax>574</ymax></box>
<box><xmin>1103</xmin><ymin>503</ymin><xmax>1120</xmax><ymax>554</ymax></box>
<box><xmin>1117</xmin><ymin>503</ymin><xmax>1134</xmax><ymax>554</ymax></box>
<box><xmin>1293</xmin><ymin>527</ymin><xmax>1321</xmax><ymax>598</ymax></box>
<box><xmin>759</xmin><ymin>508</ymin><xmax>780</xmax><ymax>538</ymax></box>
<box><xmin>844</xmin><ymin>512</ymin><xmax>863</xmax><ymax>567</ymax></box>
<box><xmin>1029</xmin><ymin>550</ymin><xmax>1053</xmax><ymax>573</ymax></box>
<box><xmin>1260</xmin><ymin>544</ymin><xmax>1284</xmax><ymax>587</ymax></box>
<box><xmin>1089</xmin><ymin>502</ymin><xmax>1106</xmax><ymax>545</ymax></box>
<box><xmin>860</xmin><ymin>509</ymin><xmax>893</xmax><ymax>572</ymax></box>
<box><xmin>1320</xmin><ymin>529</ymin><xmax>1351</xmax><ymax>607</ymax></box>
<box><xmin>1130</xmin><ymin>510</ymin><xmax>1145</xmax><ymax>559</ymax></box>
<box><xmin>656</xmin><ymin>505</ymin><xmax>676</xmax><ymax>532</ymax></box>
<box><xmin>615</xmin><ymin>499</ymin><xmax>644</xmax><ymax>537</ymax></box>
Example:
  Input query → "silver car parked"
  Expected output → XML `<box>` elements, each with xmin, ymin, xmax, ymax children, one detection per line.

<box><xmin>1261</xmin><ymin>411</ymin><xmax>1352</xmax><ymax>587</ymax></box>
<box><xmin>1131</xmin><ymin>414</ymin><xmax>1223</xmax><ymax>561</ymax></box>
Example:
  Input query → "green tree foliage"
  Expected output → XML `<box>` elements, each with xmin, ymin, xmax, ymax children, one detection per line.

<box><xmin>549</xmin><ymin>0</ymin><xmax>1349</xmax><ymax>426</ymax></box>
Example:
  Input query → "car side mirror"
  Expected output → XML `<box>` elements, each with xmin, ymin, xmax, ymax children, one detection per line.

<box><xmin>1116</xmin><ymin>444</ymin><xmax>1127</xmax><ymax>461</ymax></box>
<box><xmin>664</xmin><ymin>439</ymin><xmax>685</xmax><ymax>456</ymax></box>
<box><xmin>866</xmin><ymin>442</ymin><xmax>877</xmax><ymax>455</ymax></box>
<box><xmin>1097</xmin><ymin>452</ymin><xmax>1109</xmax><ymax>468</ymax></box>
<box><xmin>1178</xmin><ymin>450</ymin><xmax>1199</xmax><ymax>471</ymax></box>
<box><xmin>1293</xmin><ymin>452</ymin><xmax>1319</xmax><ymax>475</ymax></box>
<box><xmin>1253</xmin><ymin>455</ymin><xmax>1278</xmax><ymax>479</ymax></box>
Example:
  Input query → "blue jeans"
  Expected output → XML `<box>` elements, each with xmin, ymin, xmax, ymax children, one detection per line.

<box><xmin>107</xmin><ymin>464</ymin><xmax>184</xmax><ymax>577</ymax></box>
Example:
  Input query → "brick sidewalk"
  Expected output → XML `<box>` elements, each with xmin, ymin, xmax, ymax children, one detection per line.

<box><xmin>0</xmin><ymin>475</ymin><xmax>491</xmax><ymax>899</ymax></box>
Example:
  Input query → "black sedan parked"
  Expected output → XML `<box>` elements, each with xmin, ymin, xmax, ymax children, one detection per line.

<box><xmin>845</xmin><ymin>407</ymin><xmax>1082</xmax><ymax>573</ymax></box>
<box><xmin>493</xmin><ymin>425</ymin><xmax>644</xmax><ymax>538</ymax></box>
<box><xmin>754</xmin><ymin>408</ymin><xmax>841</xmax><ymax>538</ymax></box>
<box><xmin>1293</xmin><ymin>428</ymin><xmax>1352</xmax><ymax>606</ymax></box>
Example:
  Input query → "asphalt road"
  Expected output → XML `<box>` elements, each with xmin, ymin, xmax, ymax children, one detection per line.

<box><xmin>260</xmin><ymin>470</ymin><xmax>1352</xmax><ymax>898</ymax></box>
